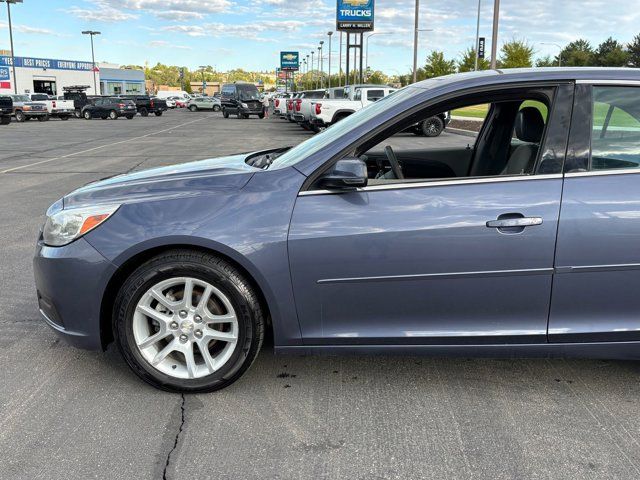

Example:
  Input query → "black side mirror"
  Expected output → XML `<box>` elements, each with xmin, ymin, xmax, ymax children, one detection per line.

<box><xmin>319</xmin><ymin>158</ymin><xmax>368</xmax><ymax>190</ymax></box>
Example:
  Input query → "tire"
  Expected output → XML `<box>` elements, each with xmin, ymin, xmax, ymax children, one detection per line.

<box><xmin>139</xmin><ymin>107</ymin><xmax>149</xmax><ymax>117</ymax></box>
<box><xmin>83</xmin><ymin>110</ymin><xmax>92</xmax><ymax>120</ymax></box>
<box><xmin>37</xmin><ymin>115</ymin><xmax>49</xmax><ymax>122</ymax></box>
<box><xmin>74</xmin><ymin>110</ymin><xmax>82</xmax><ymax>119</ymax></box>
<box><xmin>126</xmin><ymin>114</ymin><xmax>134</xmax><ymax>119</ymax></box>
<box><xmin>213</xmin><ymin>105</ymin><xmax>221</xmax><ymax>112</ymax></box>
<box><xmin>15</xmin><ymin>110</ymin><xmax>26</xmax><ymax>122</ymax></box>
<box><xmin>101</xmin><ymin>116</ymin><xmax>108</xmax><ymax>120</ymax></box>
<box><xmin>0</xmin><ymin>116</ymin><xmax>10</xmax><ymax>125</ymax></box>
<box><xmin>155</xmin><ymin>111</ymin><xmax>163</xmax><ymax>117</ymax></box>
<box><xmin>113</xmin><ymin>250</ymin><xmax>265</xmax><ymax>393</ymax></box>
<box><xmin>237</xmin><ymin>112</ymin><xmax>243</xmax><ymax>119</ymax></box>
<box><xmin>109</xmin><ymin>110</ymin><xmax>118</xmax><ymax>120</ymax></box>
<box><xmin>421</xmin><ymin>116</ymin><xmax>445</xmax><ymax>137</ymax></box>
<box><xmin>60</xmin><ymin>115</ymin><xmax>69</xmax><ymax>121</ymax></box>
<box><xmin>258</xmin><ymin>113</ymin><xmax>265</xmax><ymax>119</ymax></box>
<box><xmin>189</xmin><ymin>105</ymin><xmax>198</xmax><ymax>112</ymax></box>
<box><xmin>223</xmin><ymin>109</ymin><xmax>229</xmax><ymax>119</ymax></box>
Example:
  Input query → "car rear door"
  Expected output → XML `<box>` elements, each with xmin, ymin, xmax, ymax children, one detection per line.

<box><xmin>549</xmin><ymin>82</ymin><xmax>640</xmax><ymax>342</ymax></box>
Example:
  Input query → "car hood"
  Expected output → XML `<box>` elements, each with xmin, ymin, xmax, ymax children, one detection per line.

<box><xmin>63</xmin><ymin>152</ymin><xmax>260</xmax><ymax>209</ymax></box>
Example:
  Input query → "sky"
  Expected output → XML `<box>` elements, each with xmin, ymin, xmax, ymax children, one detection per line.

<box><xmin>0</xmin><ymin>0</ymin><xmax>638</xmax><ymax>74</ymax></box>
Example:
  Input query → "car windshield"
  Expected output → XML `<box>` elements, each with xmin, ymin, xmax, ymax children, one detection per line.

<box><xmin>11</xmin><ymin>95</ymin><xmax>30</xmax><ymax>102</ymax></box>
<box><xmin>269</xmin><ymin>87</ymin><xmax>416</xmax><ymax>169</ymax></box>
<box><xmin>238</xmin><ymin>86</ymin><xmax>260</xmax><ymax>101</ymax></box>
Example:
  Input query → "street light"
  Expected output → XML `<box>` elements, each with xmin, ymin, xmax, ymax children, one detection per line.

<box><xmin>365</xmin><ymin>32</ymin><xmax>392</xmax><ymax>77</ymax></box>
<box><xmin>474</xmin><ymin>0</ymin><xmax>481</xmax><ymax>71</ymax></box>
<box><xmin>1</xmin><ymin>0</ymin><xmax>22</xmax><ymax>94</ymax></box>
<box><xmin>540</xmin><ymin>42</ymin><xmax>562</xmax><ymax>66</ymax></box>
<box><xmin>319</xmin><ymin>41</ymin><xmax>324</xmax><ymax>89</ymax></box>
<box><xmin>82</xmin><ymin>30</ymin><xmax>101</xmax><ymax>94</ymax></box>
<box><xmin>327</xmin><ymin>31</ymin><xmax>333</xmax><ymax>89</ymax></box>
<box><xmin>412</xmin><ymin>0</ymin><xmax>419</xmax><ymax>84</ymax></box>
<box><xmin>310</xmin><ymin>50</ymin><xmax>315</xmax><ymax>89</ymax></box>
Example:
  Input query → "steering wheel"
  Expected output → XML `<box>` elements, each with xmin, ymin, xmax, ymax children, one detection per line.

<box><xmin>384</xmin><ymin>146</ymin><xmax>404</xmax><ymax>179</ymax></box>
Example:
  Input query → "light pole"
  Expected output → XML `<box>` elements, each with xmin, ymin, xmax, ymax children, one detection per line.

<box><xmin>82</xmin><ymin>30</ymin><xmax>101</xmax><ymax>94</ymax></box>
<box><xmin>339</xmin><ymin>32</ymin><xmax>343</xmax><ymax>87</ymax></box>
<box><xmin>365</xmin><ymin>32</ymin><xmax>392</xmax><ymax>78</ymax></box>
<box><xmin>490</xmin><ymin>0</ymin><xmax>500</xmax><ymax>69</ymax></box>
<box><xmin>199</xmin><ymin>65</ymin><xmax>207</xmax><ymax>94</ymax></box>
<box><xmin>412</xmin><ymin>0</ymin><xmax>420</xmax><ymax>83</ymax></box>
<box><xmin>310</xmin><ymin>50</ymin><xmax>315</xmax><ymax>89</ymax></box>
<box><xmin>540</xmin><ymin>42</ymin><xmax>562</xmax><ymax>66</ymax></box>
<box><xmin>327</xmin><ymin>31</ymin><xmax>333</xmax><ymax>89</ymax></box>
<box><xmin>1</xmin><ymin>0</ymin><xmax>22</xmax><ymax>94</ymax></box>
<box><xmin>474</xmin><ymin>0</ymin><xmax>481</xmax><ymax>71</ymax></box>
<box><xmin>319</xmin><ymin>41</ymin><xmax>324</xmax><ymax>89</ymax></box>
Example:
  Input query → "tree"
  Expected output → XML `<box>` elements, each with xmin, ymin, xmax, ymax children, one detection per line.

<box><xmin>629</xmin><ymin>34</ymin><xmax>640</xmax><ymax>67</ymax></box>
<box><xmin>457</xmin><ymin>47</ymin><xmax>490</xmax><ymax>72</ymax></box>
<box><xmin>559</xmin><ymin>39</ymin><xmax>594</xmax><ymax>66</ymax></box>
<box><xmin>594</xmin><ymin>37</ymin><xmax>629</xmax><ymax>66</ymax></box>
<box><xmin>499</xmin><ymin>39</ymin><xmax>534</xmax><ymax>68</ymax></box>
<box><xmin>536</xmin><ymin>55</ymin><xmax>557</xmax><ymax>67</ymax></box>
<box><xmin>366</xmin><ymin>70</ymin><xmax>389</xmax><ymax>84</ymax></box>
<box><xmin>422</xmin><ymin>51</ymin><xmax>457</xmax><ymax>79</ymax></box>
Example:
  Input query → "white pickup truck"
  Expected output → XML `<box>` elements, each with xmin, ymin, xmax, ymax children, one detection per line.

<box><xmin>28</xmin><ymin>94</ymin><xmax>75</xmax><ymax>120</ymax></box>
<box><xmin>309</xmin><ymin>85</ymin><xmax>396</xmax><ymax>131</ymax></box>
<box><xmin>293</xmin><ymin>87</ymin><xmax>345</xmax><ymax>131</ymax></box>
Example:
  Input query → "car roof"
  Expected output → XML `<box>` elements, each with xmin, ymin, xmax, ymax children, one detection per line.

<box><xmin>412</xmin><ymin>67</ymin><xmax>640</xmax><ymax>91</ymax></box>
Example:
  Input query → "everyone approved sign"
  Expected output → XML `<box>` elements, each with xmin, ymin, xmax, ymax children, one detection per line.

<box><xmin>337</xmin><ymin>0</ymin><xmax>374</xmax><ymax>31</ymax></box>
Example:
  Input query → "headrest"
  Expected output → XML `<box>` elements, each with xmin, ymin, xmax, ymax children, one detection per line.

<box><xmin>515</xmin><ymin>107</ymin><xmax>545</xmax><ymax>143</ymax></box>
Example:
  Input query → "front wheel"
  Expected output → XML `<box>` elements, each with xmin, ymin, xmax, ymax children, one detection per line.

<box><xmin>83</xmin><ymin>110</ymin><xmax>92</xmax><ymax>120</ymax></box>
<box><xmin>15</xmin><ymin>111</ymin><xmax>26</xmax><ymax>122</ymax></box>
<box><xmin>222</xmin><ymin>109</ymin><xmax>229</xmax><ymax>118</ymax></box>
<box><xmin>155</xmin><ymin>111</ymin><xmax>163</xmax><ymax>117</ymax></box>
<box><xmin>74</xmin><ymin>110</ymin><xmax>82</xmax><ymax>119</ymax></box>
<box><xmin>109</xmin><ymin>110</ymin><xmax>118</xmax><ymax>120</ymax></box>
<box><xmin>113</xmin><ymin>250</ymin><xmax>265</xmax><ymax>392</ymax></box>
<box><xmin>421</xmin><ymin>116</ymin><xmax>445</xmax><ymax>137</ymax></box>
<box><xmin>189</xmin><ymin>105</ymin><xmax>198</xmax><ymax>112</ymax></box>
<box><xmin>213</xmin><ymin>105</ymin><xmax>221</xmax><ymax>112</ymax></box>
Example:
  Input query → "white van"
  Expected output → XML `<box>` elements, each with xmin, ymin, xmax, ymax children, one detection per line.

<box><xmin>156</xmin><ymin>90</ymin><xmax>191</xmax><ymax>100</ymax></box>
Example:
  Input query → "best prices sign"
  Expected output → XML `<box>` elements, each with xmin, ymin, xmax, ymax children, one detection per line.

<box><xmin>337</xmin><ymin>0</ymin><xmax>374</xmax><ymax>31</ymax></box>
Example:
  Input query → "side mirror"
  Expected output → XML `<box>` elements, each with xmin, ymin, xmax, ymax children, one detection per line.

<box><xmin>319</xmin><ymin>158</ymin><xmax>368</xmax><ymax>190</ymax></box>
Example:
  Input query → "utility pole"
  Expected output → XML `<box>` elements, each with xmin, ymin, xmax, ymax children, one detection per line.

<box><xmin>327</xmin><ymin>31</ymin><xmax>333</xmax><ymax>89</ymax></box>
<box><xmin>1</xmin><ymin>0</ymin><xmax>22</xmax><ymax>94</ymax></box>
<box><xmin>474</xmin><ymin>0</ymin><xmax>482</xmax><ymax>71</ymax></box>
<box><xmin>82</xmin><ymin>30</ymin><xmax>101</xmax><ymax>94</ymax></box>
<box><xmin>412</xmin><ymin>0</ymin><xmax>419</xmax><ymax>83</ymax></box>
<box><xmin>490</xmin><ymin>0</ymin><xmax>500</xmax><ymax>69</ymax></box>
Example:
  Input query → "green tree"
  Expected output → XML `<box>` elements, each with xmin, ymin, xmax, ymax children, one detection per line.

<box><xmin>499</xmin><ymin>39</ymin><xmax>534</xmax><ymax>68</ymax></box>
<box><xmin>457</xmin><ymin>47</ymin><xmax>490</xmax><ymax>72</ymax></box>
<box><xmin>535</xmin><ymin>55</ymin><xmax>557</xmax><ymax>67</ymax></box>
<box><xmin>366</xmin><ymin>70</ymin><xmax>389</xmax><ymax>84</ymax></box>
<box><xmin>594</xmin><ymin>37</ymin><xmax>630</xmax><ymax>66</ymax></box>
<box><xmin>422</xmin><ymin>51</ymin><xmax>457</xmax><ymax>79</ymax></box>
<box><xmin>629</xmin><ymin>34</ymin><xmax>640</xmax><ymax>67</ymax></box>
<box><xmin>559</xmin><ymin>39</ymin><xmax>594</xmax><ymax>66</ymax></box>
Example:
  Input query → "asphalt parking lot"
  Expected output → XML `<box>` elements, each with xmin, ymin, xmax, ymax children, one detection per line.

<box><xmin>3</xmin><ymin>109</ymin><xmax>640</xmax><ymax>480</ymax></box>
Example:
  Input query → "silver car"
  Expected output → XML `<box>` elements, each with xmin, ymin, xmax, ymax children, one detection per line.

<box><xmin>187</xmin><ymin>97</ymin><xmax>221</xmax><ymax>112</ymax></box>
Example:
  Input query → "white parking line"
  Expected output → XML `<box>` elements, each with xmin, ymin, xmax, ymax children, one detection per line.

<box><xmin>0</xmin><ymin>115</ymin><xmax>213</xmax><ymax>174</ymax></box>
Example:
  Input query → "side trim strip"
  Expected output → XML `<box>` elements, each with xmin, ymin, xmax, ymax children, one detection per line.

<box><xmin>556</xmin><ymin>263</ymin><xmax>640</xmax><ymax>274</ymax></box>
<box><xmin>317</xmin><ymin>268</ymin><xmax>553</xmax><ymax>284</ymax></box>
<box><xmin>565</xmin><ymin>169</ymin><xmax>640</xmax><ymax>178</ymax></box>
<box><xmin>576</xmin><ymin>80</ymin><xmax>640</xmax><ymax>86</ymax></box>
<box><xmin>300</xmin><ymin>173</ymin><xmax>563</xmax><ymax>197</ymax></box>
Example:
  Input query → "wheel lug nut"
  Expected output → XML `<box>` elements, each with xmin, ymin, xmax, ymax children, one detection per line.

<box><xmin>195</xmin><ymin>330</ymin><xmax>203</xmax><ymax>338</ymax></box>
<box><xmin>179</xmin><ymin>310</ymin><xmax>188</xmax><ymax>318</ymax></box>
<box><xmin>179</xmin><ymin>334</ymin><xmax>188</xmax><ymax>343</ymax></box>
<box><xmin>170</xmin><ymin>322</ymin><xmax>179</xmax><ymax>329</ymax></box>
<box><xmin>194</xmin><ymin>315</ymin><xmax>202</xmax><ymax>323</ymax></box>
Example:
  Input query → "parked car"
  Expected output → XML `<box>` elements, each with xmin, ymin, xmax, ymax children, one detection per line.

<box><xmin>173</xmin><ymin>98</ymin><xmax>188</xmax><ymax>108</ymax></box>
<box><xmin>405</xmin><ymin>112</ymin><xmax>451</xmax><ymax>137</ymax></box>
<box><xmin>10</xmin><ymin>94</ymin><xmax>49</xmax><ymax>122</ymax></box>
<box><xmin>221</xmin><ymin>82</ymin><xmax>263</xmax><ymax>119</ymax></box>
<box><xmin>156</xmin><ymin>90</ymin><xmax>190</xmax><ymax>101</ymax></box>
<box><xmin>63</xmin><ymin>86</ymin><xmax>91</xmax><ymax>118</ymax></box>
<box><xmin>310</xmin><ymin>86</ymin><xmax>396</xmax><ymax>131</ymax></box>
<box><xmin>187</xmin><ymin>97</ymin><xmax>221</xmax><ymax>112</ymax></box>
<box><xmin>118</xmin><ymin>95</ymin><xmax>167</xmax><ymax>117</ymax></box>
<box><xmin>27</xmin><ymin>93</ymin><xmax>75</xmax><ymax>120</ymax></box>
<box><xmin>35</xmin><ymin>68</ymin><xmax>640</xmax><ymax>393</ymax></box>
<box><xmin>165</xmin><ymin>98</ymin><xmax>177</xmax><ymax>109</ymax></box>
<box><xmin>0</xmin><ymin>95</ymin><xmax>12</xmax><ymax>125</ymax></box>
<box><xmin>272</xmin><ymin>93</ymin><xmax>292</xmax><ymax>116</ymax></box>
<box><xmin>82</xmin><ymin>97</ymin><xmax>137</xmax><ymax>120</ymax></box>
<box><xmin>295</xmin><ymin>88</ymin><xmax>346</xmax><ymax>131</ymax></box>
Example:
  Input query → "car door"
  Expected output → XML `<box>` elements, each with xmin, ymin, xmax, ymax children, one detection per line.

<box><xmin>549</xmin><ymin>82</ymin><xmax>640</xmax><ymax>342</ymax></box>
<box><xmin>288</xmin><ymin>85</ymin><xmax>572</xmax><ymax>345</ymax></box>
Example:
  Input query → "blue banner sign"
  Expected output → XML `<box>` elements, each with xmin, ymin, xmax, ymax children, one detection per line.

<box><xmin>0</xmin><ymin>66</ymin><xmax>9</xmax><ymax>81</ymax></box>
<box><xmin>280</xmin><ymin>51</ymin><xmax>299</xmax><ymax>71</ymax></box>
<box><xmin>337</xmin><ymin>0</ymin><xmax>374</xmax><ymax>31</ymax></box>
<box><xmin>0</xmin><ymin>56</ymin><xmax>95</xmax><ymax>71</ymax></box>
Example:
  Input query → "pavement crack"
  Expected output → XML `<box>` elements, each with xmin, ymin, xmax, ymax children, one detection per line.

<box><xmin>163</xmin><ymin>393</ymin><xmax>186</xmax><ymax>480</ymax></box>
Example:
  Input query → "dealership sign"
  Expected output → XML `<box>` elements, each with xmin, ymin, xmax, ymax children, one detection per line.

<box><xmin>0</xmin><ymin>55</ymin><xmax>95</xmax><ymax>71</ymax></box>
<box><xmin>337</xmin><ymin>0</ymin><xmax>374</xmax><ymax>31</ymax></box>
<box><xmin>280</xmin><ymin>51</ymin><xmax>299</xmax><ymax>71</ymax></box>
<box><xmin>0</xmin><ymin>66</ymin><xmax>9</xmax><ymax>81</ymax></box>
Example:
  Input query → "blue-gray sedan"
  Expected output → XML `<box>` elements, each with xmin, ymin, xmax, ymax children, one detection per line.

<box><xmin>34</xmin><ymin>68</ymin><xmax>640</xmax><ymax>391</ymax></box>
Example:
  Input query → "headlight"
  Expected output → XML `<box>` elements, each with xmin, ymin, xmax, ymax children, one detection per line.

<box><xmin>43</xmin><ymin>203</ymin><xmax>120</xmax><ymax>247</ymax></box>
<box><xmin>241</xmin><ymin>103</ymin><xmax>248</xmax><ymax>108</ymax></box>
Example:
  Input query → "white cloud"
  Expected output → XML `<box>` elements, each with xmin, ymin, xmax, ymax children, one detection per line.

<box><xmin>0</xmin><ymin>22</ymin><xmax>68</xmax><ymax>37</ymax></box>
<box><xmin>148</xmin><ymin>40</ymin><xmax>192</xmax><ymax>50</ymax></box>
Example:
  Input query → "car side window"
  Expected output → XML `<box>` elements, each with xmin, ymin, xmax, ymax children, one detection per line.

<box><xmin>591</xmin><ymin>86</ymin><xmax>640</xmax><ymax>171</ymax></box>
<box><xmin>367</xmin><ymin>90</ymin><xmax>385</xmax><ymax>102</ymax></box>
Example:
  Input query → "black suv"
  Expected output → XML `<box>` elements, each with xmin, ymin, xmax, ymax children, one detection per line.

<box><xmin>118</xmin><ymin>95</ymin><xmax>168</xmax><ymax>117</ymax></box>
<box><xmin>82</xmin><ymin>97</ymin><xmax>137</xmax><ymax>120</ymax></box>
<box><xmin>220</xmin><ymin>82</ymin><xmax>263</xmax><ymax>119</ymax></box>
<box><xmin>0</xmin><ymin>95</ymin><xmax>12</xmax><ymax>125</ymax></box>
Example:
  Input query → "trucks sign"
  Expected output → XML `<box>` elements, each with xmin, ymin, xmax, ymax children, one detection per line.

<box><xmin>337</xmin><ymin>0</ymin><xmax>374</xmax><ymax>31</ymax></box>
<box><xmin>280</xmin><ymin>52</ymin><xmax>299</xmax><ymax>71</ymax></box>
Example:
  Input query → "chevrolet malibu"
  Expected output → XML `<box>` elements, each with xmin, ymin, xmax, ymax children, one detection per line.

<box><xmin>34</xmin><ymin>68</ymin><xmax>640</xmax><ymax>392</ymax></box>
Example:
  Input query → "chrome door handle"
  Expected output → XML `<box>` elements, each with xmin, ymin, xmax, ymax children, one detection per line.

<box><xmin>486</xmin><ymin>217</ymin><xmax>543</xmax><ymax>228</ymax></box>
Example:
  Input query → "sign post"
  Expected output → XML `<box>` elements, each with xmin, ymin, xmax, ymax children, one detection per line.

<box><xmin>336</xmin><ymin>0</ymin><xmax>375</xmax><ymax>86</ymax></box>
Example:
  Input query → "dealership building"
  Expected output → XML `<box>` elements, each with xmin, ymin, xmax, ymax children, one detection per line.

<box><xmin>0</xmin><ymin>55</ymin><xmax>146</xmax><ymax>96</ymax></box>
